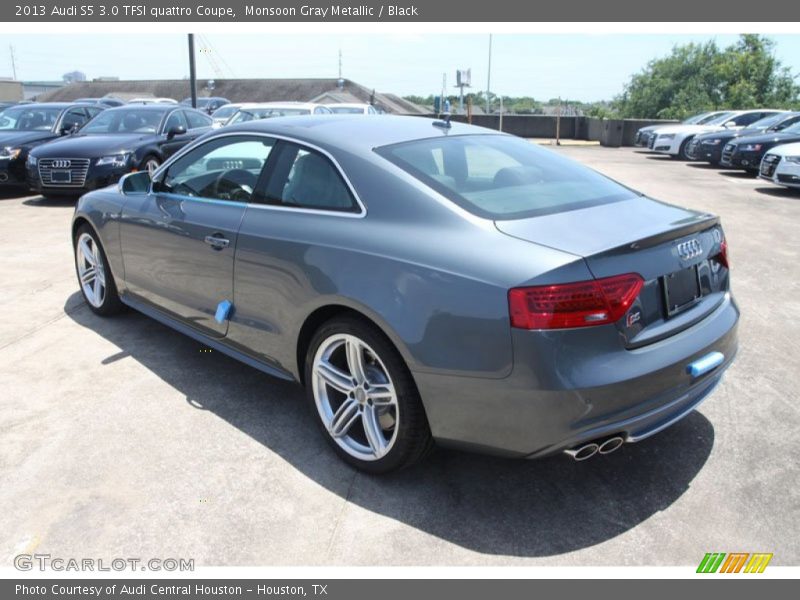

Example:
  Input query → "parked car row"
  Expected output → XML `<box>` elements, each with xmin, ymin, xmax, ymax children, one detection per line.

<box><xmin>635</xmin><ymin>109</ymin><xmax>800</xmax><ymax>192</ymax></box>
<box><xmin>0</xmin><ymin>99</ymin><xmax>382</xmax><ymax>198</ymax></box>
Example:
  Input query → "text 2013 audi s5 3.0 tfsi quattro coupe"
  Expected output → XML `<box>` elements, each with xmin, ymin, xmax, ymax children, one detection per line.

<box><xmin>71</xmin><ymin>116</ymin><xmax>738</xmax><ymax>473</ymax></box>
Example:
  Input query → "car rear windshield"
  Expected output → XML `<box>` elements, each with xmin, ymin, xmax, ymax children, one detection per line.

<box><xmin>376</xmin><ymin>134</ymin><xmax>637</xmax><ymax>220</ymax></box>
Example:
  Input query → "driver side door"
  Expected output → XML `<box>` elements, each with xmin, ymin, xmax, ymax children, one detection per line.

<box><xmin>119</xmin><ymin>135</ymin><xmax>275</xmax><ymax>338</ymax></box>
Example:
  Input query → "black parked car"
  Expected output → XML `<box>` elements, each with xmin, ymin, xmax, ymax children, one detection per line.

<box><xmin>0</xmin><ymin>102</ymin><xmax>105</xmax><ymax>190</ymax></box>
<box><xmin>720</xmin><ymin>120</ymin><xmax>800</xmax><ymax>173</ymax></box>
<box><xmin>27</xmin><ymin>104</ymin><xmax>212</xmax><ymax>198</ymax></box>
<box><xmin>687</xmin><ymin>112</ymin><xmax>800</xmax><ymax>165</ymax></box>
<box><xmin>180</xmin><ymin>96</ymin><xmax>230</xmax><ymax>114</ymax></box>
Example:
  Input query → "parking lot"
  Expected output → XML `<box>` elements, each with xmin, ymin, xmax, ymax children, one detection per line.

<box><xmin>1</xmin><ymin>145</ymin><xmax>798</xmax><ymax>567</ymax></box>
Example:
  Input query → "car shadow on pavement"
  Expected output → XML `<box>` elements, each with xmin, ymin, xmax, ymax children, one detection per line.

<box><xmin>754</xmin><ymin>186</ymin><xmax>800</xmax><ymax>199</ymax></box>
<box><xmin>22</xmin><ymin>195</ymin><xmax>78</xmax><ymax>207</ymax></box>
<box><xmin>66</xmin><ymin>294</ymin><xmax>715</xmax><ymax>558</ymax></box>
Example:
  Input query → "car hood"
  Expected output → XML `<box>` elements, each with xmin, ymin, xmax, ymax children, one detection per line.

<box><xmin>695</xmin><ymin>128</ymin><xmax>757</xmax><ymax>143</ymax></box>
<box><xmin>727</xmin><ymin>131</ymin><xmax>800</xmax><ymax>146</ymax></box>
<box><xmin>494</xmin><ymin>196</ymin><xmax>711</xmax><ymax>258</ymax></box>
<box><xmin>638</xmin><ymin>123</ymin><xmax>676</xmax><ymax>133</ymax></box>
<box><xmin>0</xmin><ymin>130</ymin><xmax>56</xmax><ymax>148</ymax></box>
<box><xmin>769</xmin><ymin>142</ymin><xmax>800</xmax><ymax>157</ymax></box>
<box><xmin>29</xmin><ymin>133</ymin><xmax>159</xmax><ymax>158</ymax></box>
<box><xmin>655</xmin><ymin>124</ymin><xmax>724</xmax><ymax>136</ymax></box>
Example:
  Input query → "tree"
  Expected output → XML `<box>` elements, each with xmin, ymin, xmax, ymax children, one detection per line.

<box><xmin>614</xmin><ymin>35</ymin><xmax>800</xmax><ymax>119</ymax></box>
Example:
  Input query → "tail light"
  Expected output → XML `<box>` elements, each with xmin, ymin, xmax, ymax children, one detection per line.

<box><xmin>508</xmin><ymin>273</ymin><xmax>644</xmax><ymax>330</ymax></box>
<box><xmin>713</xmin><ymin>238</ymin><xmax>729</xmax><ymax>269</ymax></box>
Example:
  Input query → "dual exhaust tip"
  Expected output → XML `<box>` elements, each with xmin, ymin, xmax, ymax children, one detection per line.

<box><xmin>564</xmin><ymin>435</ymin><xmax>625</xmax><ymax>461</ymax></box>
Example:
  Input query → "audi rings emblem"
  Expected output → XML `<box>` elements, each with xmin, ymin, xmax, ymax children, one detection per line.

<box><xmin>677</xmin><ymin>239</ymin><xmax>702</xmax><ymax>261</ymax></box>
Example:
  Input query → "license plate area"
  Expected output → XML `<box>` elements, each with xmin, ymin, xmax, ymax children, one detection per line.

<box><xmin>663</xmin><ymin>266</ymin><xmax>701</xmax><ymax>317</ymax></box>
<box><xmin>51</xmin><ymin>170</ymin><xmax>71</xmax><ymax>183</ymax></box>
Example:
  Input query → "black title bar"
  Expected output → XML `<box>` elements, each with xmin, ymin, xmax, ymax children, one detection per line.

<box><xmin>4</xmin><ymin>0</ymin><xmax>800</xmax><ymax>22</ymax></box>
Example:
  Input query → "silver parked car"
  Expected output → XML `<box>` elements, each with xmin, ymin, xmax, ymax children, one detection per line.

<box><xmin>71</xmin><ymin>116</ymin><xmax>738</xmax><ymax>473</ymax></box>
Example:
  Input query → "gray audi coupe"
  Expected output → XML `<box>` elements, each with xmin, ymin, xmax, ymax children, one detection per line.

<box><xmin>71</xmin><ymin>115</ymin><xmax>738</xmax><ymax>473</ymax></box>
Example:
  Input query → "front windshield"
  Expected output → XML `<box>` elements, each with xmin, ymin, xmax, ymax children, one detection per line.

<box><xmin>227</xmin><ymin>107</ymin><xmax>311</xmax><ymax>125</ymax></box>
<box><xmin>705</xmin><ymin>112</ymin><xmax>736</xmax><ymax>126</ymax></box>
<box><xmin>212</xmin><ymin>105</ymin><xmax>238</xmax><ymax>120</ymax></box>
<box><xmin>81</xmin><ymin>108</ymin><xmax>167</xmax><ymax>134</ymax></box>
<box><xmin>377</xmin><ymin>134</ymin><xmax>636</xmax><ymax>220</ymax></box>
<box><xmin>0</xmin><ymin>106</ymin><xmax>62</xmax><ymax>131</ymax></box>
<box><xmin>781</xmin><ymin>121</ymin><xmax>800</xmax><ymax>134</ymax></box>
<box><xmin>684</xmin><ymin>112</ymin><xmax>710</xmax><ymax>124</ymax></box>
<box><xmin>747</xmin><ymin>113</ymin><xmax>788</xmax><ymax>130</ymax></box>
<box><xmin>695</xmin><ymin>112</ymin><xmax>728</xmax><ymax>124</ymax></box>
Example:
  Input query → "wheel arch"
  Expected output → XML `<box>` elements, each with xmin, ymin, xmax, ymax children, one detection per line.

<box><xmin>294</xmin><ymin>302</ymin><xmax>416</xmax><ymax>387</ymax></box>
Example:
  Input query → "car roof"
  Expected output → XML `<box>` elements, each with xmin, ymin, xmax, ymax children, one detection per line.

<box><xmin>4</xmin><ymin>102</ymin><xmax>89</xmax><ymax>110</ymax></box>
<box><xmin>237</xmin><ymin>102</ymin><xmax>323</xmax><ymax>109</ymax></box>
<box><xmin>222</xmin><ymin>115</ymin><xmax>502</xmax><ymax>152</ymax></box>
<box><xmin>103</xmin><ymin>104</ymin><xmax>181</xmax><ymax>112</ymax></box>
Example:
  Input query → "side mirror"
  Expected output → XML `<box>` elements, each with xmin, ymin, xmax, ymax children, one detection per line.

<box><xmin>119</xmin><ymin>171</ymin><xmax>151</xmax><ymax>195</ymax></box>
<box><xmin>166</xmin><ymin>125</ymin><xmax>187</xmax><ymax>139</ymax></box>
<box><xmin>60</xmin><ymin>123</ymin><xmax>78</xmax><ymax>135</ymax></box>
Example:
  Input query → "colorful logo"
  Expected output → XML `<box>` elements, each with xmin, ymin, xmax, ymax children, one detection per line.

<box><xmin>697</xmin><ymin>552</ymin><xmax>773</xmax><ymax>573</ymax></box>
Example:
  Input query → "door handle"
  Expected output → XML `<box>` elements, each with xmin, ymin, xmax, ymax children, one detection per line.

<box><xmin>204</xmin><ymin>234</ymin><xmax>230</xmax><ymax>250</ymax></box>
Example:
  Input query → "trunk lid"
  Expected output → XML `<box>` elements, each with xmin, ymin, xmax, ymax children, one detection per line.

<box><xmin>495</xmin><ymin>197</ymin><xmax>730</xmax><ymax>347</ymax></box>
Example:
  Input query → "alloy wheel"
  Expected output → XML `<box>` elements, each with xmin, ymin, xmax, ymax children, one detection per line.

<box><xmin>76</xmin><ymin>232</ymin><xmax>106</xmax><ymax>308</ymax></box>
<box><xmin>312</xmin><ymin>333</ymin><xmax>399</xmax><ymax>461</ymax></box>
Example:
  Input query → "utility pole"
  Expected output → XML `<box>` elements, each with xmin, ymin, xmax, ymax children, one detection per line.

<box><xmin>187</xmin><ymin>34</ymin><xmax>197</xmax><ymax>109</ymax></box>
<box><xmin>9</xmin><ymin>45</ymin><xmax>17</xmax><ymax>80</ymax></box>
<box><xmin>485</xmin><ymin>34</ymin><xmax>492</xmax><ymax>114</ymax></box>
<box><xmin>338</xmin><ymin>48</ymin><xmax>342</xmax><ymax>79</ymax></box>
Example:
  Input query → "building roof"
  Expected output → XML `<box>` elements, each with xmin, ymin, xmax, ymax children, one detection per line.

<box><xmin>37</xmin><ymin>78</ymin><xmax>427</xmax><ymax>115</ymax></box>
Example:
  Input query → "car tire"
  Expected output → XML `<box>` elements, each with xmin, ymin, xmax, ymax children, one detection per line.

<box><xmin>675</xmin><ymin>137</ymin><xmax>694</xmax><ymax>161</ymax></box>
<box><xmin>73</xmin><ymin>224</ymin><xmax>124</xmax><ymax>317</ymax></box>
<box><xmin>305</xmin><ymin>316</ymin><xmax>434</xmax><ymax>474</ymax></box>
<box><xmin>141</xmin><ymin>155</ymin><xmax>161</xmax><ymax>176</ymax></box>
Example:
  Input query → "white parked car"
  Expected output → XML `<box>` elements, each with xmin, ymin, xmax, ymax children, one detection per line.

<box><xmin>325</xmin><ymin>103</ymin><xmax>379</xmax><ymax>115</ymax></box>
<box><xmin>127</xmin><ymin>97</ymin><xmax>179</xmax><ymax>105</ymax></box>
<box><xmin>759</xmin><ymin>142</ymin><xmax>800</xmax><ymax>190</ymax></box>
<box><xmin>650</xmin><ymin>110</ymin><xmax>782</xmax><ymax>159</ymax></box>
<box><xmin>223</xmin><ymin>102</ymin><xmax>333</xmax><ymax>126</ymax></box>
<box><xmin>210</xmin><ymin>103</ymin><xmax>244</xmax><ymax>128</ymax></box>
<box><xmin>634</xmin><ymin>111</ymin><xmax>729</xmax><ymax>147</ymax></box>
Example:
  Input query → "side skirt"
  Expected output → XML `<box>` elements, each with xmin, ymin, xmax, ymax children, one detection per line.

<box><xmin>120</xmin><ymin>295</ymin><xmax>297</xmax><ymax>383</ymax></box>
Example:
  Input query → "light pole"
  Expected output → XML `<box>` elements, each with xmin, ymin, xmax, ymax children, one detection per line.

<box><xmin>188</xmin><ymin>34</ymin><xmax>197</xmax><ymax>109</ymax></box>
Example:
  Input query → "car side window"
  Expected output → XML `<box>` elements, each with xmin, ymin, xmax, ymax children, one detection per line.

<box><xmin>61</xmin><ymin>108</ymin><xmax>90</xmax><ymax>131</ymax></box>
<box><xmin>163</xmin><ymin>111</ymin><xmax>187</xmax><ymax>134</ymax></box>
<box><xmin>85</xmin><ymin>106</ymin><xmax>104</xmax><ymax>119</ymax></box>
<box><xmin>156</xmin><ymin>136</ymin><xmax>275</xmax><ymax>203</ymax></box>
<box><xmin>264</xmin><ymin>142</ymin><xmax>357</xmax><ymax>212</ymax></box>
<box><xmin>185</xmin><ymin>110</ymin><xmax>212</xmax><ymax>130</ymax></box>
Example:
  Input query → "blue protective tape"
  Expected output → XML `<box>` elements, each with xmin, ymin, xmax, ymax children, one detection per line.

<box><xmin>215</xmin><ymin>300</ymin><xmax>233</xmax><ymax>324</ymax></box>
<box><xmin>687</xmin><ymin>351</ymin><xmax>724</xmax><ymax>378</ymax></box>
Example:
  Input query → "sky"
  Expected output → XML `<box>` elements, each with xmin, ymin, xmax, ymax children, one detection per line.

<box><xmin>3</xmin><ymin>33</ymin><xmax>800</xmax><ymax>102</ymax></box>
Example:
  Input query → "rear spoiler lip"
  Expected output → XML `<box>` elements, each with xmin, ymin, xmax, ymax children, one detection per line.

<box><xmin>595</xmin><ymin>213</ymin><xmax>721</xmax><ymax>258</ymax></box>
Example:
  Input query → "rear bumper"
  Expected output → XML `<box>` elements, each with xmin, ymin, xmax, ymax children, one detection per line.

<box><xmin>414</xmin><ymin>293</ymin><xmax>739</xmax><ymax>458</ymax></box>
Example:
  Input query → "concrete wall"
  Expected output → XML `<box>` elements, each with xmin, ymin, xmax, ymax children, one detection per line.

<box><xmin>0</xmin><ymin>80</ymin><xmax>23</xmax><ymax>102</ymax></box>
<box><xmin>418</xmin><ymin>114</ymin><xmax>677</xmax><ymax>146</ymax></box>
